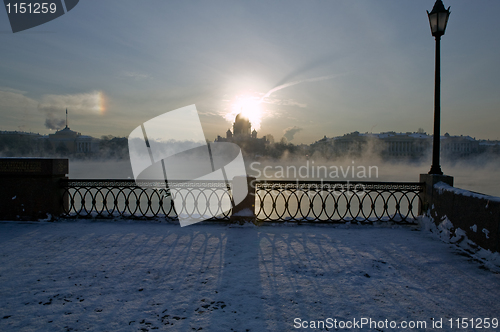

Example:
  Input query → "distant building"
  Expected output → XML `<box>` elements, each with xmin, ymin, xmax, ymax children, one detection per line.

<box><xmin>312</xmin><ymin>131</ymin><xmax>489</xmax><ymax>160</ymax></box>
<box><xmin>47</xmin><ymin>127</ymin><xmax>98</xmax><ymax>153</ymax></box>
<box><xmin>441</xmin><ymin>133</ymin><xmax>479</xmax><ymax>158</ymax></box>
<box><xmin>46</xmin><ymin>110</ymin><xmax>98</xmax><ymax>154</ymax></box>
<box><xmin>313</xmin><ymin>131</ymin><xmax>430</xmax><ymax>159</ymax></box>
<box><xmin>479</xmin><ymin>139</ymin><xmax>500</xmax><ymax>155</ymax></box>
<box><xmin>0</xmin><ymin>131</ymin><xmax>43</xmax><ymax>139</ymax></box>
<box><xmin>377</xmin><ymin>132</ymin><xmax>430</xmax><ymax>158</ymax></box>
<box><xmin>232</xmin><ymin>113</ymin><xmax>251</xmax><ymax>137</ymax></box>
<box><xmin>215</xmin><ymin>113</ymin><xmax>268</xmax><ymax>154</ymax></box>
<box><xmin>0</xmin><ymin>130</ymin><xmax>45</xmax><ymax>154</ymax></box>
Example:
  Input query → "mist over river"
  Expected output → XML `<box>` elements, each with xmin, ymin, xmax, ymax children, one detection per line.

<box><xmin>69</xmin><ymin>157</ymin><xmax>500</xmax><ymax>197</ymax></box>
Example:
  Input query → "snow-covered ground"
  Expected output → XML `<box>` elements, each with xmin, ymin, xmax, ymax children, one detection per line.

<box><xmin>0</xmin><ymin>220</ymin><xmax>499</xmax><ymax>332</ymax></box>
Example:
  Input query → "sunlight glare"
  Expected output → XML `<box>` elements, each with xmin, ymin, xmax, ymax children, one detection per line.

<box><xmin>224</xmin><ymin>95</ymin><xmax>263</xmax><ymax>130</ymax></box>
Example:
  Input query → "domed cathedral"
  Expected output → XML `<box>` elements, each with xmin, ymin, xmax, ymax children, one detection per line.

<box><xmin>215</xmin><ymin>113</ymin><xmax>268</xmax><ymax>155</ymax></box>
<box><xmin>232</xmin><ymin>113</ymin><xmax>251</xmax><ymax>137</ymax></box>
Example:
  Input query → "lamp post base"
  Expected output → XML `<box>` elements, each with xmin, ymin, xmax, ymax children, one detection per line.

<box><xmin>419</xmin><ymin>173</ymin><xmax>453</xmax><ymax>215</ymax></box>
<box><xmin>428</xmin><ymin>165</ymin><xmax>443</xmax><ymax>175</ymax></box>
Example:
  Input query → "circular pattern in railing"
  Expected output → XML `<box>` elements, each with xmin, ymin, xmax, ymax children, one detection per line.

<box><xmin>60</xmin><ymin>180</ymin><xmax>423</xmax><ymax>223</ymax></box>
<box><xmin>254</xmin><ymin>181</ymin><xmax>423</xmax><ymax>223</ymax></box>
<box><xmin>61</xmin><ymin>180</ymin><xmax>231</xmax><ymax>220</ymax></box>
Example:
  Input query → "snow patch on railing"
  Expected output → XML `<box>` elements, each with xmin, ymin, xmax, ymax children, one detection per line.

<box><xmin>231</xmin><ymin>208</ymin><xmax>255</xmax><ymax>217</ymax></box>
<box><xmin>434</xmin><ymin>182</ymin><xmax>500</xmax><ymax>203</ymax></box>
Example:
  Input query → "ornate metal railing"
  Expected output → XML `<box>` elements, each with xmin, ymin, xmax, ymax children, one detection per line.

<box><xmin>60</xmin><ymin>179</ymin><xmax>424</xmax><ymax>223</ymax></box>
<box><xmin>60</xmin><ymin>179</ymin><xmax>232</xmax><ymax>220</ymax></box>
<box><xmin>255</xmin><ymin>181</ymin><xmax>424</xmax><ymax>223</ymax></box>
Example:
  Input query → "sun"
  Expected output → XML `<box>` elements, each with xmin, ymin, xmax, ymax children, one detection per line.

<box><xmin>225</xmin><ymin>94</ymin><xmax>263</xmax><ymax>130</ymax></box>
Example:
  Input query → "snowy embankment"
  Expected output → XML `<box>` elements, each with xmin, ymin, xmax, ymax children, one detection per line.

<box><xmin>420</xmin><ymin>181</ymin><xmax>500</xmax><ymax>270</ymax></box>
<box><xmin>419</xmin><ymin>215</ymin><xmax>500</xmax><ymax>271</ymax></box>
<box><xmin>0</xmin><ymin>220</ymin><xmax>499</xmax><ymax>332</ymax></box>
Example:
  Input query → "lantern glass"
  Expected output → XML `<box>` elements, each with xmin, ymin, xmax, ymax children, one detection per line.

<box><xmin>428</xmin><ymin>12</ymin><xmax>439</xmax><ymax>34</ymax></box>
<box><xmin>438</xmin><ymin>12</ymin><xmax>449</xmax><ymax>33</ymax></box>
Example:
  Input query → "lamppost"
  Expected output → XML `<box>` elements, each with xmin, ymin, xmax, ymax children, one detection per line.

<box><xmin>427</xmin><ymin>0</ymin><xmax>451</xmax><ymax>175</ymax></box>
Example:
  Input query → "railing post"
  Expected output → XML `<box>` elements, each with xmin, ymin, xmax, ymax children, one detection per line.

<box><xmin>0</xmin><ymin>158</ymin><xmax>68</xmax><ymax>221</ymax></box>
<box><xmin>230</xmin><ymin>176</ymin><xmax>256</xmax><ymax>224</ymax></box>
<box><xmin>419</xmin><ymin>173</ymin><xmax>453</xmax><ymax>215</ymax></box>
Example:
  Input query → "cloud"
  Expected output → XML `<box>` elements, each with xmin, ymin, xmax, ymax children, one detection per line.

<box><xmin>262</xmin><ymin>75</ymin><xmax>338</xmax><ymax>99</ymax></box>
<box><xmin>0</xmin><ymin>86</ymin><xmax>28</xmax><ymax>95</ymax></box>
<box><xmin>38</xmin><ymin>91</ymin><xmax>105</xmax><ymax>130</ymax></box>
<box><xmin>44</xmin><ymin>115</ymin><xmax>66</xmax><ymax>130</ymax></box>
<box><xmin>39</xmin><ymin>91</ymin><xmax>104</xmax><ymax>114</ymax></box>
<box><xmin>263</xmin><ymin>97</ymin><xmax>307</xmax><ymax>108</ymax></box>
<box><xmin>197</xmin><ymin>109</ymin><xmax>220</xmax><ymax>117</ymax></box>
<box><xmin>0</xmin><ymin>88</ymin><xmax>51</xmax><ymax>132</ymax></box>
<box><xmin>121</xmin><ymin>71</ymin><xmax>151</xmax><ymax>80</ymax></box>
<box><xmin>0</xmin><ymin>88</ymin><xmax>36</xmax><ymax>108</ymax></box>
<box><xmin>283</xmin><ymin>126</ymin><xmax>303</xmax><ymax>142</ymax></box>
<box><xmin>274</xmin><ymin>54</ymin><xmax>342</xmax><ymax>87</ymax></box>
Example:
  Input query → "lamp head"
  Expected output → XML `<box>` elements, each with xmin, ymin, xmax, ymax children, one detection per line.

<box><xmin>427</xmin><ymin>0</ymin><xmax>451</xmax><ymax>37</ymax></box>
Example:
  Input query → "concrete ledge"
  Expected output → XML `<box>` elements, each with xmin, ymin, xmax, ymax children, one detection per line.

<box><xmin>426</xmin><ymin>181</ymin><xmax>500</xmax><ymax>253</ymax></box>
<box><xmin>0</xmin><ymin>158</ymin><xmax>68</xmax><ymax>221</ymax></box>
<box><xmin>419</xmin><ymin>173</ymin><xmax>453</xmax><ymax>214</ymax></box>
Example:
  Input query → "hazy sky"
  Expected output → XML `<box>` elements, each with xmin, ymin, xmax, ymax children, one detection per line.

<box><xmin>1</xmin><ymin>0</ymin><xmax>499</xmax><ymax>143</ymax></box>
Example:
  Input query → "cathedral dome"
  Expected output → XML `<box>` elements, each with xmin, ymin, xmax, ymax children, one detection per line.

<box><xmin>233</xmin><ymin>113</ymin><xmax>251</xmax><ymax>136</ymax></box>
